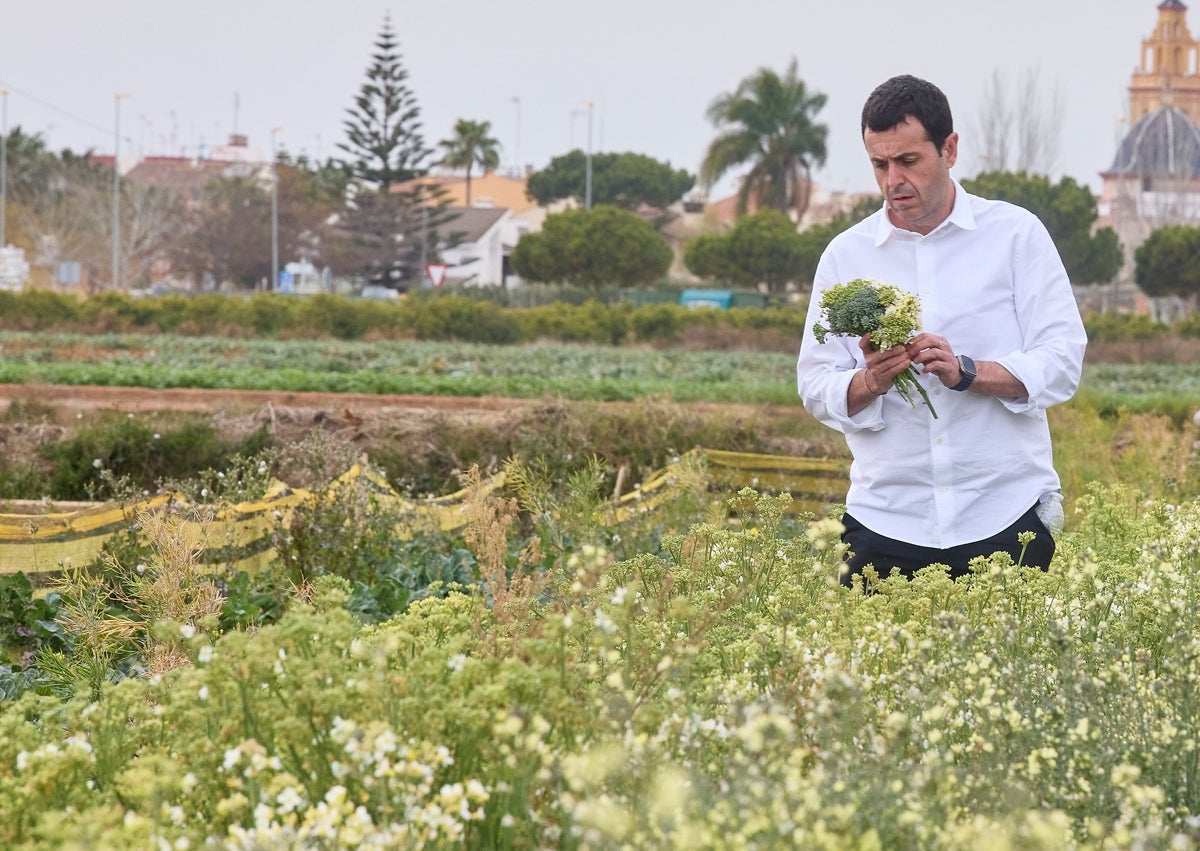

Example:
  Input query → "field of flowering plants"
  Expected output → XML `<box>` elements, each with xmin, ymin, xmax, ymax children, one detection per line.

<box><xmin>0</xmin><ymin>326</ymin><xmax>1199</xmax><ymax>848</ymax></box>
<box><xmin>0</xmin><ymin>460</ymin><xmax>1198</xmax><ymax>847</ymax></box>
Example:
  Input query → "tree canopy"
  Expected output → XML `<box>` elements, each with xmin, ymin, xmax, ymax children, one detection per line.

<box><xmin>335</xmin><ymin>14</ymin><xmax>452</xmax><ymax>287</ymax></box>
<box><xmin>337</xmin><ymin>14</ymin><xmax>429</xmax><ymax>193</ymax></box>
<box><xmin>686</xmin><ymin>199</ymin><xmax>878</xmax><ymax>292</ymax></box>
<box><xmin>961</xmin><ymin>171</ymin><xmax>1122</xmax><ymax>286</ymax></box>
<box><xmin>700</xmin><ymin>58</ymin><xmax>828</xmax><ymax>220</ymax></box>
<box><xmin>684</xmin><ymin>210</ymin><xmax>805</xmax><ymax>292</ymax></box>
<box><xmin>511</xmin><ymin>205</ymin><xmax>672</xmax><ymax>288</ymax></box>
<box><xmin>437</xmin><ymin>119</ymin><xmax>501</xmax><ymax>206</ymax></box>
<box><xmin>170</xmin><ymin>163</ymin><xmax>343</xmax><ymax>290</ymax></box>
<box><xmin>526</xmin><ymin>151</ymin><xmax>694</xmax><ymax>213</ymax></box>
<box><xmin>1134</xmin><ymin>224</ymin><xmax>1200</xmax><ymax>300</ymax></box>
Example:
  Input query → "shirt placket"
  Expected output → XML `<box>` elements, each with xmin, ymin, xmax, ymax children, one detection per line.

<box><xmin>916</xmin><ymin>232</ymin><xmax>955</xmax><ymax>547</ymax></box>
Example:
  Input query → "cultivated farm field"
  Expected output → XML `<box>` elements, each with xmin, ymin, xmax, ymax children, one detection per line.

<box><xmin>0</xmin><ymin>328</ymin><xmax>1197</xmax><ymax>848</ymax></box>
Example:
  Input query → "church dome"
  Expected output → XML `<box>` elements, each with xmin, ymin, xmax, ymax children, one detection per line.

<box><xmin>1108</xmin><ymin>107</ymin><xmax>1200</xmax><ymax>178</ymax></box>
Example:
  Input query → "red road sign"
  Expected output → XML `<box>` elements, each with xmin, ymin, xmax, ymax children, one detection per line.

<box><xmin>426</xmin><ymin>263</ymin><xmax>448</xmax><ymax>287</ymax></box>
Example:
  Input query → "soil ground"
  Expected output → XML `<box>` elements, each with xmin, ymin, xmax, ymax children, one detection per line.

<box><xmin>0</xmin><ymin>384</ymin><xmax>832</xmax><ymax>496</ymax></box>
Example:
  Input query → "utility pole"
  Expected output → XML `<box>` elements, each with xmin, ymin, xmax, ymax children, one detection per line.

<box><xmin>112</xmin><ymin>93</ymin><xmax>131</xmax><ymax>291</ymax></box>
<box><xmin>1</xmin><ymin>88</ymin><xmax>8</xmax><ymax>249</ymax></box>
<box><xmin>584</xmin><ymin>99</ymin><xmax>594</xmax><ymax>209</ymax></box>
<box><xmin>271</xmin><ymin>126</ymin><xmax>281</xmax><ymax>291</ymax></box>
<box><xmin>511</xmin><ymin>96</ymin><xmax>521</xmax><ymax>176</ymax></box>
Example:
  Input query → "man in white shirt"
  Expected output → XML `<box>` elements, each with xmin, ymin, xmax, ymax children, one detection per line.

<box><xmin>796</xmin><ymin>74</ymin><xmax>1087</xmax><ymax>586</ymax></box>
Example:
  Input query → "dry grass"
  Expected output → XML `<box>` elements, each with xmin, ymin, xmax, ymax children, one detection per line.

<box><xmin>1085</xmin><ymin>338</ymin><xmax>1200</xmax><ymax>364</ymax></box>
<box><xmin>458</xmin><ymin>464</ymin><xmax>546</xmax><ymax>654</ymax></box>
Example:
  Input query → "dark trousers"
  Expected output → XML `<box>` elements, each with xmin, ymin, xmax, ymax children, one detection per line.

<box><xmin>840</xmin><ymin>503</ymin><xmax>1055</xmax><ymax>587</ymax></box>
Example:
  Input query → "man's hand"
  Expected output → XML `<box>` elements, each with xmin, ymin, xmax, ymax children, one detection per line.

<box><xmin>905</xmin><ymin>332</ymin><xmax>962</xmax><ymax>388</ymax></box>
<box><xmin>905</xmin><ymin>332</ymin><xmax>1029</xmax><ymax>398</ymax></box>
<box><xmin>847</xmin><ymin>334</ymin><xmax>913</xmax><ymax>415</ymax></box>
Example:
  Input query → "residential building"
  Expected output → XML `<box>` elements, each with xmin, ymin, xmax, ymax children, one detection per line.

<box><xmin>397</xmin><ymin>172</ymin><xmax>543</xmax><ymax>288</ymax></box>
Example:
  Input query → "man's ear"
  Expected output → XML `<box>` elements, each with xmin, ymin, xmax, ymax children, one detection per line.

<box><xmin>942</xmin><ymin>131</ymin><xmax>959</xmax><ymax>168</ymax></box>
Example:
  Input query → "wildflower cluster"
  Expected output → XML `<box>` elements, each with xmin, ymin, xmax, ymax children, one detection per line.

<box><xmin>811</xmin><ymin>277</ymin><xmax>937</xmax><ymax>417</ymax></box>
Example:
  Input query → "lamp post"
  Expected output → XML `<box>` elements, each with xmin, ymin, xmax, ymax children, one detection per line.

<box><xmin>1</xmin><ymin>88</ymin><xmax>8</xmax><ymax>249</ymax></box>
<box><xmin>271</xmin><ymin>126</ymin><xmax>281</xmax><ymax>292</ymax></box>
<box><xmin>511</xmin><ymin>96</ymin><xmax>521</xmax><ymax>176</ymax></box>
<box><xmin>112</xmin><ymin>93</ymin><xmax>130</xmax><ymax>291</ymax></box>
<box><xmin>584</xmin><ymin>99</ymin><xmax>594</xmax><ymax>210</ymax></box>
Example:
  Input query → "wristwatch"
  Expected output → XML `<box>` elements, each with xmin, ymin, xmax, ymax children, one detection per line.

<box><xmin>951</xmin><ymin>355</ymin><xmax>977</xmax><ymax>392</ymax></box>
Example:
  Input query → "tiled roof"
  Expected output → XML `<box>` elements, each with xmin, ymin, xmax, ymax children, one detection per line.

<box><xmin>123</xmin><ymin>157</ymin><xmax>264</xmax><ymax>197</ymax></box>
<box><xmin>1107</xmin><ymin>107</ymin><xmax>1200</xmax><ymax>178</ymax></box>
<box><xmin>441</xmin><ymin>206</ymin><xmax>509</xmax><ymax>243</ymax></box>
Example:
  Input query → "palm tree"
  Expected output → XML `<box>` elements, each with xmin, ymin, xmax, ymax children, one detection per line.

<box><xmin>701</xmin><ymin>59</ymin><xmax>829</xmax><ymax>220</ymax></box>
<box><xmin>437</xmin><ymin>119</ymin><xmax>501</xmax><ymax>205</ymax></box>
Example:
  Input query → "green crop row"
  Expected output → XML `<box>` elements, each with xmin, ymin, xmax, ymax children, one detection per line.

<box><xmin>4</xmin><ymin>289</ymin><xmax>1199</xmax><ymax>346</ymax></box>
<box><xmin>0</xmin><ymin>330</ymin><xmax>1196</xmax><ymax>416</ymax></box>
<box><xmin>0</xmin><ymin>290</ymin><xmax>810</xmax><ymax>346</ymax></box>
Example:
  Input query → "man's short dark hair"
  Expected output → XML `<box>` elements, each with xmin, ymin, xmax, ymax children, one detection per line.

<box><xmin>861</xmin><ymin>75</ymin><xmax>954</xmax><ymax>152</ymax></box>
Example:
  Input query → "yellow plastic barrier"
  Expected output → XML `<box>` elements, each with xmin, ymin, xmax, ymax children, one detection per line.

<box><xmin>0</xmin><ymin>450</ymin><xmax>848</xmax><ymax>578</ymax></box>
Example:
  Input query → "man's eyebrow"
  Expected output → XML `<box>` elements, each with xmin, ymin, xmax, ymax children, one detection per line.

<box><xmin>871</xmin><ymin>151</ymin><xmax>921</xmax><ymax>163</ymax></box>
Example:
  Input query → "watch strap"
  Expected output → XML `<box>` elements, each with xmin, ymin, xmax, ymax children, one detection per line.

<box><xmin>951</xmin><ymin>355</ymin><xmax>976</xmax><ymax>392</ymax></box>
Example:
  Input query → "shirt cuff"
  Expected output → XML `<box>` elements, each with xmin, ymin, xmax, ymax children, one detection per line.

<box><xmin>994</xmin><ymin>353</ymin><xmax>1043</xmax><ymax>414</ymax></box>
<box><xmin>839</xmin><ymin>370</ymin><xmax>887</xmax><ymax>431</ymax></box>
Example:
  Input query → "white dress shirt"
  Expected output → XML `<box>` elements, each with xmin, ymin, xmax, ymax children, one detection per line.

<box><xmin>796</xmin><ymin>182</ymin><xmax>1087</xmax><ymax>549</ymax></box>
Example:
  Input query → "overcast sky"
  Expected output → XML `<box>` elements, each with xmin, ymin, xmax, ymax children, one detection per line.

<box><xmin>0</xmin><ymin>1</ymin><xmax>1164</xmax><ymax>199</ymax></box>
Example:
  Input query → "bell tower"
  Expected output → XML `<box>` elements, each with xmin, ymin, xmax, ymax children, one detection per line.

<box><xmin>1129</xmin><ymin>0</ymin><xmax>1200</xmax><ymax>123</ymax></box>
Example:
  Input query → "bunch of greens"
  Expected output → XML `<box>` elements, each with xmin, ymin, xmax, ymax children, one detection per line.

<box><xmin>812</xmin><ymin>278</ymin><xmax>937</xmax><ymax>417</ymax></box>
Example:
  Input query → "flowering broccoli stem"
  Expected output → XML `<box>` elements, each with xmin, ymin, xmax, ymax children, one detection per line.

<box><xmin>892</xmin><ymin>365</ymin><xmax>938</xmax><ymax>418</ymax></box>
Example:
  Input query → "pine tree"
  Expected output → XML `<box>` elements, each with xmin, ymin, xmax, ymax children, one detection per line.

<box><xmin>335</xmin><ymin>14</ymin><xmax>453</xmax><ymax>287</ymax></box>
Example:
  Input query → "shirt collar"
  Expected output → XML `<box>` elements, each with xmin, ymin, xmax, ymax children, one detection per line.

<box><xmin>872</xmin><ymin>179</ymin><xmax>976</xmax><ymax>246</ymax></box>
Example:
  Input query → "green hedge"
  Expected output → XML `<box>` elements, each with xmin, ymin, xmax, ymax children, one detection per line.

<box><xmin>0</xmin><ymin>290</ymin><xmax>812</xmax><ymax>346</ymax></box>
<box><xmin>4</xmin><ymin>290</ymin><xmax>1196</xmax><ymax>347</ymax></box>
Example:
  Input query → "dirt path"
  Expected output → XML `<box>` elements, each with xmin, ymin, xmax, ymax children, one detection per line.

<box><xmin>0</xmin><ymin>383</ymin><xmax>535</xmax><ymax>417</ymax></box>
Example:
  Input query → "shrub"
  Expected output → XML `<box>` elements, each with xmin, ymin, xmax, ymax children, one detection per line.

<box><xmin>1084</xmin><ymin>311</ymin><xmax>1169</xmax><ymax>342</ymax></box>
<box><xmin>41</xmin><ymin>414</ymin><xmax>268</xmax><ymax>501</ymax></box>
<box><xmin>1176</xmin><ymin>312</ymin><xmax>1200</xmax><ymax>339</ymax></box>
<box><xmin>403</xmin><ymin>294</ymin><xmax>521</xmax><ymax>343</ymax></box>
<box><xmin>518</xmin><ymin>300</ymin><xmax>630</xmax><ymax>345</ymax></box>
<box><xmin>630</xmin><ymin>303</ymin><xmax>686</xmax><ymax>343</ymax></box>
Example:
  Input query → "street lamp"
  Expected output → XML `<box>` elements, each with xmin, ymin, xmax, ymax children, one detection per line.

<box><xmin>511</xmin><ymin>96</ymin><xmax>521</xmax><ymax>176</ymax></box>
<box><xmin>1</xmin><ymin>88</ymin><xmax>8</xmax><ymax>249</ymax></box>
<box><xmin>584</xmin><ymin>99</ymin><xmax>594</xmax><ymax>210</ymax></box>
<box><xmin>271</xmin><ymin>126</ymin><xmax>281</xmax><ymax>292</ymax></box>
<box><xmin>112</xmin><ymin>93</ymin><xmax>131</xmax><ymax>291</ymax></box>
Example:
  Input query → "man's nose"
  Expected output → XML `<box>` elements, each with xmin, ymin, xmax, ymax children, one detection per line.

<box><xmin>887</xmin><ymin>163</ymin><xmax>905</xmax><ymax>187</ymax></box>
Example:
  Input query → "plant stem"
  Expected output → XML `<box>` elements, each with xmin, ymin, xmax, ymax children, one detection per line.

<box><xmin>892</xmin><ymin>366</ymin><xmax>938</xmax><ymax>418</ymax></box>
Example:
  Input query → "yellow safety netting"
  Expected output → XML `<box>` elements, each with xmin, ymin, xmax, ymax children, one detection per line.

<box><xmin>0</xmin><ymin>449</ymin><xmax>848</xmax><ymax>579</ymax></box>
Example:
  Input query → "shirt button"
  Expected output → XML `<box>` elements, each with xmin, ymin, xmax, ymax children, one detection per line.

<box><xmin>935</xmin><ymin>438</ymin><xmax>943</xmax><ymax>445</ymax></box>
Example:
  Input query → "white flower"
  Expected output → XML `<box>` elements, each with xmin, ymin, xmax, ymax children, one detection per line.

<box><xmin>92</xmin><ymin>458</ymin><xmax>103</xmax><ymax>469</ymax></box>
<box><xmin>276</xmin><ymin>786</ymin><xmax>304</xmax><ymax>814</ymax></box>
<box><xmin>448</xmin><ymin>654</ymin><xmax>467</xmax><ymax>672</ymax></box>
<box><xmin>179</xmin><ymin>623</ymin><xmax>196</xmax><ymax>640</ymax></box>
<box><xmin>198</xmin><ymin>645</ymin><xmax>214</xmax><ymax>664</ymax></box>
